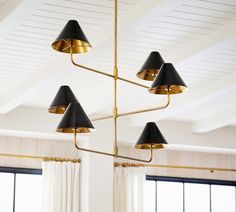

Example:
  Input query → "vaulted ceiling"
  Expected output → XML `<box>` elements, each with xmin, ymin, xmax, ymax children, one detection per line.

<box><xmin>0</xmin><ymin>0</ymin><xmax>235</xmax><ymax>140</ymax></box>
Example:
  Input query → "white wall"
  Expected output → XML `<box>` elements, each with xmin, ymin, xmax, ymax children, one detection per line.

<box><xmin>88</xmin><ymin>119</ymin><xmax>114</xmax><ymax>212</ymax></box>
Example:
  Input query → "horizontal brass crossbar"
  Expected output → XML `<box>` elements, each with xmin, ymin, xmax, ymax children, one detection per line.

<box><xmin>91</xmin><ymin>92</ymin><xmax>170</xmax><ymax>122</ymax></box>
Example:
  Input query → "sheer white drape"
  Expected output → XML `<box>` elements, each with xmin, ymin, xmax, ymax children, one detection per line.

<box><xmin>41</xmin><ymin>161</ymin><xmax>80</xmax><ymax>212</ymax></box>
<box><xmin>114</xmin><ymin>167</ymin><xmax>146</xmax><ymax>212</ymax></box>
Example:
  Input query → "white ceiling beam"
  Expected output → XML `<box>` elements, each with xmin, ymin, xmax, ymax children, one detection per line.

<box><xmin>0</xmin><ymin>0</ymin><xmax>44</xmax><ymax>40</ymax></box>
<box><xmin>0</xmin><ymin>0</ymin><xmax>22</xmax><ymax>22</ymax></box>
<box><xmin>191</xmin><ymin>107</ymin><xmax>236</xmax><ymax>133</ymax></box>
<box><xmin>130</xmin><ymin>72</ymin><xmax>236</xmax><ymax>126</ymax></box>
<box><xmin>0</xmin><ymin>0</ymin><xmax>50</xmax><ymax>114</ymax></box>
<box><xmin>168</xmin><ymin>19</ymin><xmax>236</xmax><ymax>64</ymax></box>
<box><xmin>0</xmin><ymin>59</ymin><xmax>67</xmax><ymax>114</ymax></box>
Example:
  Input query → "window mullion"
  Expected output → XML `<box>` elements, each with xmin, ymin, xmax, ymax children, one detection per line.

<box><xmin>183</xmin><ymin>183</ymin><xmax>185</xmax><ymax>212</ymax></box>
<box><xmin>13</xmin><ymin>173</ymin><xmax>16</xmax><ymax>212</ymax></box>
<box><xmin>210</xmin><ymin>185</ymin><xmax>212</xmax><ymax>212</ymax></box>
<box><xmin>156</xmin><ymin>181</ymin><xmax>157</xmax><ymax>212</ymax></box>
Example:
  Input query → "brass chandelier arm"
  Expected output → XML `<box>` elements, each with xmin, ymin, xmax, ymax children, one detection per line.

<box><xmin>70</xmin><ymin>51</ymin><xmax>149</xmax><ymax>89</ymax></box>
<box><xmin>117</xmin><ymin>91</ymin><xmax>170</xmax><ymax>118</ymax></box>
<box><xmin>91</xmin><ymin>91</ymin><xmax>170</xmax><ymax>122</ymax></box>
<box><xmin>73</xmin><ymin>131</ymin><xmax>153</xmax><ymax>162</ymax></box>
<box><xmin>74</xmin><ymin>132</ymin><xmax>115</xmax><ymax>157</ymax></box>
<box><xmin>117</xmin><ymin>146</ymin><xmax>153</xmax><ymax>163</ymax></box>
<box><xmin>70</xmin><ymin>51</ymin><xmax>114</xmax><ymax>78</ymax></box>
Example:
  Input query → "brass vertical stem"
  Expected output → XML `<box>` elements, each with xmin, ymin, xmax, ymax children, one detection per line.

<box><xmin>114</xmin><ymin>0</ymin><xmax>118</xmax><ymax>69</ymax></box>
<box><xmin>113</xmin><ymin>0</ymin><xmax>118</xmax><ymax>158</ymax></box>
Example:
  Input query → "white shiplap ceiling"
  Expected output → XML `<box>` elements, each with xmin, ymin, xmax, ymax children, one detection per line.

<box><xmin>0</xmin><ymin>0</ymin><xmax>235</xmax><ymax>135</ymax></box>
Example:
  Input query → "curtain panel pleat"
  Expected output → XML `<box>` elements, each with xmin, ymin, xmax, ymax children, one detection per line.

<box><xmin>114</xmin><ymin>167</ymin><xmax>146</xmax><ymax>212</ymax></box>
<box><xmin>41</xmin><ymin>161</ymin><xmax>80</xmax><ymax>212</ymax></box>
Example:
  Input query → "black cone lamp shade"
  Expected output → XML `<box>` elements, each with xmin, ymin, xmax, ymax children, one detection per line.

<box><xmin>137</xmin><ymin>52</ymin><xmax>164</xmax><ymax>81</ymax></box>
<box><xmin>48</xmin><ymin>85</ymin><xmax>78</xmax><ymax>114</ymax></box>
<box><xmin>149</xmin><ymin>63</ymin><xmax>187</xmax><ymax>94</ymax></box>
<box><xmin>135</xmin><ymin>122</ymin><xmax>168</xmax><ymax>149</ymax></box>
<box><xmin>57</xmin><ymin>102</ymin><xmax>95</xmax><ymax>133</ymax></box>
<box><xmin>52</xmin><ymin>20</ymin><xmax>92</xmax><ymax>54</ymax></box>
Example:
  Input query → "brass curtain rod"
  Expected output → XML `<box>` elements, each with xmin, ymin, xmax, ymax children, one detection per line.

<box><xmin>114</xmin><ymin>162</ymin><xmax>236</xmax><ymax>173</ymax></box>
<box><xmin>0</xmin><ymin>153</ymin><xmax>81</xmax><ymax>163</ymax></box>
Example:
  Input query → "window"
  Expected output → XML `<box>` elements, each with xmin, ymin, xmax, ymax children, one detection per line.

<box><xmin>144</xmin><ymin>176</ymin><xmax>236</xmax><ymax>212</ymax></box>
<box><xmin>0</xmin><ymin>167</ymin><xmax>42</xmax><ymax>212</ymax></box>
<box><xmin>156</xmin><ymin>181</ymin><xmax>183</xmax><ymax>212</ymax></box>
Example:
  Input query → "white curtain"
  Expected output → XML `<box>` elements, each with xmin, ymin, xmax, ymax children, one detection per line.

<box><xmin>41</xmin><ymin>161</ymin><xmax>80</xmax><ymax>212</ymax></box>
<box><xmin>114</xmin><ymin>167</ymin><xmax>146</xmax><ymax>212</ymax></box>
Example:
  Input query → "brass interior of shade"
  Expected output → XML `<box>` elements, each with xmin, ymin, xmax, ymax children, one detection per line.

<box><xmin>135</xmin><ymin>143</ymin><xmax>167</xmax><ymax>150</ymax></box>
<box><xmin>48</xmin><ymin>106</ymin><xmax>67</xmax><ymax>114</ymax></box>
<box><xmin>149</xmin><ymin>85</ymin><xmax>187</xmax><ymax>95</ymax></box>
<box><xmin>52</xmin><ymin>39</ymin><xmax>91</xmax><ymax>53</ymax></box>
<box><xmin>136</xmin><ymin>69</ymin><xmax>159</xmax><ymax>81</ymax></box>
<box><xmin>57</xmin><ymin>127</ymin><xmax>95</xmax><ymax>133</ymax></box>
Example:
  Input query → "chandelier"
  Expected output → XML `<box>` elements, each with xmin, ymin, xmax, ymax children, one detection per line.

<box><xmin>48</xmin><ymin>0</ymin><xmax>187</xmax><ymax>162</ymax></box>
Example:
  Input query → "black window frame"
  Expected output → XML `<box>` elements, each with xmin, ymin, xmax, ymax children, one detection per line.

<box><xmin>0</xmin><ymin>166</ymin><xmax>42</xmax><ymax>212</ymax></box>
<box><xmin>147</xmin><ymin>175</ymin><xmax>236</xmax><ymax>186</ymax></box>
<box><xmin>146</xmin><ymin>175</ymin><xmax>236</xmax><ymax>212</ymax></box>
